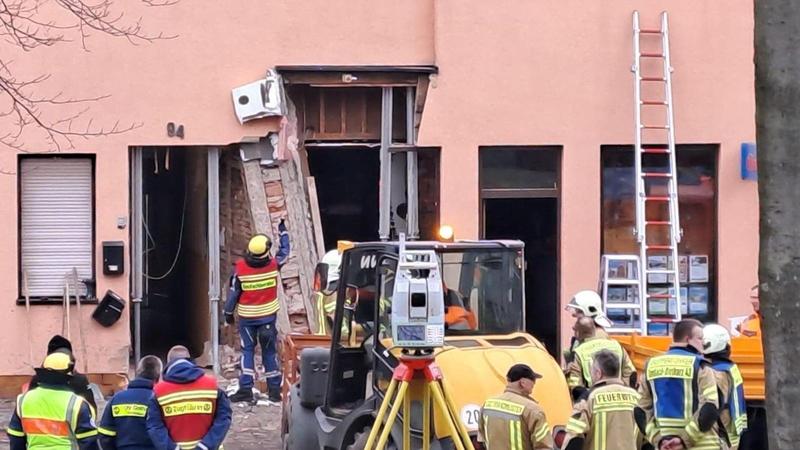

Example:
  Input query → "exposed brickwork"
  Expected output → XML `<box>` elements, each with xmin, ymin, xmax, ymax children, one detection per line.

<box><xmin>219</xmin><ymin>149</ymin><xmax>255</xmax><ymax>348</ymax></box>
<box><xmin>262</xmin><ymin>172</ymin><xmax>310</xmax><ymax>334</ymax></box>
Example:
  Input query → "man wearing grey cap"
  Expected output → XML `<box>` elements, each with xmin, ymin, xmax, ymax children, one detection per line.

<box><xmin>479</xmin><ymin>364</ymin><xmax>553</xmax><ymax>450</ymax></box>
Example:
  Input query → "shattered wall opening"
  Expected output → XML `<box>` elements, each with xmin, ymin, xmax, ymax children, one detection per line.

<box><xmin>137</xmin><ymin>147</ymin><xmax>210</xmax><ymax>359</ymax></box>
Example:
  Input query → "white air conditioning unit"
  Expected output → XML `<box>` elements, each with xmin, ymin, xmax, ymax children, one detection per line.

<box><xmin>231</xmin><ymin>69</ymin><xmax>285</xmax><ymax>124</ymax></box>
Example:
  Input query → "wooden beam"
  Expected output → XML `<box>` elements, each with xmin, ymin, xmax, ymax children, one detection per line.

<box><xmin>307</xmin><ymin>177</ymin><xmax>326</xmax><ymax>254</ymax></box>
<box><xmin>241</xmin><ymin>160</ymin><xmax>292</xmax><ymax>335</ymax></box>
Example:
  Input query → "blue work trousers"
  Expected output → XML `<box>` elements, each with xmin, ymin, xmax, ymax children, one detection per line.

<box><xmin>238</xmin><ymin>321</ymin><xmax>281</xmax><ymax>392</ymax></box>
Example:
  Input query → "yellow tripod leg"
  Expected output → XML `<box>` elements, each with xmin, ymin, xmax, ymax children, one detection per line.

<box><xmin>366</xmin><ymin>378</ymin><xmax>399</xmax><ymax>450</ymax></box>
<box><xmin>376</xmin><ymin>381</ymin><xmax>409</xmax><ymax>450</ymax></box>
<box><xmin>439</xmin><ymin>380</ymin><xmax>476</xmax><ymax>449</ymax></box>
<box><xmin>403</xmin><ymin>385</ymin><xmax>411</xmax><ymax>450</ymax></box>
<box><xmin>429</xmin><ymin>382</ymin><xmax>471</xmax><ymax>450</ymax></box>
<box><xmin>422</xmin><ymin>384</ymin><xmax>431</xmax><ymax>450</ymax></box>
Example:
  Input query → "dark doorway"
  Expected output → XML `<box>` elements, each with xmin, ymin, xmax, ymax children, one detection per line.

<box><xmin>308</xmin><ymin>147</ymin><xmax>380</xmax><ymax>250</ymax></box>
<box><xmin>137</xmin><ymin>147</ymin><xmax>210</xmax><ymax>359</ymax></box>
<box><xmin>483</xmin><ymin>197</ymin><xmax>559</xmax><ymax>356</ymax></box>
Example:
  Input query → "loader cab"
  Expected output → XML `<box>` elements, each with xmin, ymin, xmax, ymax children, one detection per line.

<box><xmin>323</xmin><ymin>241</ymin><xmax>526</xmax><ymax>416</ymax></box>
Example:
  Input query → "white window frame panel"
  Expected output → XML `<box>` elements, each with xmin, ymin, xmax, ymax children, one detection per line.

<box><xmin>20</xmin><ymin>157</ymin><xmax>94</xmax><ymax>299</ymax></box>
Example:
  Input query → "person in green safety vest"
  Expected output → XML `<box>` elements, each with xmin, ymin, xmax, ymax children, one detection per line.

<box><xmin>314</xmin><ymin>250</ymin><xmax>342</xmax><ymax>336</ymax></box>
<box><xmin>7</xmin><ymin>352</ymin><xmax>99</xmax><ymax>450</ymax></box>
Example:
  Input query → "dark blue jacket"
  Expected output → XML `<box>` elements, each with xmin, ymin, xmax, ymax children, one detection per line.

<box><xmin>99</xmin><ymin>378</ymin><xmax>158</xmax><ymax>450</ymax></box>
<box><xmin>145</xmin><ymin>360</ymin><xmax>232</xmax><ymax>450</ymax></box>
<box><xmin>224</xmin><ymin>224</ymin><xmax>290</xmax><ymax>326</ymax></box>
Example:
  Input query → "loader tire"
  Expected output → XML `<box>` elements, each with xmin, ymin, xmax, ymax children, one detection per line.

<box><xmin>283</xmin><ymin>385</ymin><xmax>318</xmax><ymax>450</ymax></box>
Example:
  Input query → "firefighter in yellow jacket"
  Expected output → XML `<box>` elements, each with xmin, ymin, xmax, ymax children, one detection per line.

<box><xmin>563</xmin><ymin>349</ymin><xmax>643</xmax><ymax>450</ymax></box>
<box><xmin>638</xmin><ymin>319</ymin><xmax>721</xmax><ymax>450</ymax></box>
<box><xmin>567</xmin><ymin>317</ymin><xmax>637</xmax><ymax>401</ymax></box>
<box><xmin>703</xmin><ymin>324</ymin><xmax>748</xmax><ymax>450</ymax></box>
<box><xmin>313</xmin><ymin>250</ymin><xmax>342</xmax><ymax>335</ymax></box>
<box><xmin>479</xmin><ymin>364</ymin><xmax>553</xmax><ymax>450</ymax></box>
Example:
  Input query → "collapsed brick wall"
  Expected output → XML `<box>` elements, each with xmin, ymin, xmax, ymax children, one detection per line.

<box><xmin>263</xmin><ymin>173</ymin><xmax>310</xmax><ymax>333</ymax></box>
<box><xmin>223</xmin><ymin>148</ymin><xmax>316</xmax><ymax>336</ymax></box>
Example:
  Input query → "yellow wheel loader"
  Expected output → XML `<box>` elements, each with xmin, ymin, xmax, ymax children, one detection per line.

<box><xmin>282</xmin><ymin>240</ymin><xmax>571</xmax><ymax>449</ymax></box>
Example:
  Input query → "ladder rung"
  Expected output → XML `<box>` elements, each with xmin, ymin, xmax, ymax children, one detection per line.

<box><xmin>606</xmin><ymin>280</ymin><xmax>640</xmax><ymax>286</ymax></box>
<box><xmin>647</xmin><ymin>318</ymin><xmax>679</xmax><ymax>323</ymax></box>
<box><xmin>641</xmin><ymin>172</ymin><xmax>672</xmax><ymax>178</ymax></box>
<box><xmin>642</xmin><ymin>125</ymin><xmax>670</xmax><ymax>129</ymax></box>
<box><xmin>642</xmin><ymin>144</ymin><xmax>670</xmax><ymax>148</ymax></box>
<box><xmin>646</xmin><ymin>269</ymin><xmax>674</xmax><ymax>275</ymax></box>
<box><xmin>644</xmin><ymin>196</ymin><xmax>670</xmax><ymax>202</ymax></box>
<box><xmin>641</xmin><ymin>77</ymin><xmax>666</xmax><ymax>82</ymax></box>
<box><xmin>641</xmin><ymin>100</ymin><xmax>668</xmax><ymax>105</ymax></box>
<box><xmin>605</xmin><ymin>303</ymin><xmax>641</xmax><ymax>309</ymax></box>
<box><xmin>645</xmin><ymin>220</ymin><xmax>671</xmax><ymax>225</ymax></box>
<box><xmin>639</xmin><ymin>29</ymin><xmax>661</xmax><ymax>34</ymax></box>
<box><xmin>646</xmin><ymin>244</ymin><xmax>673</xmax><ymax>250</ymax></box>
<box><xmin>641</xmin><ymin>148</ymin><xmax>671</xmax><ymax>154</ymax></box>
<box><xmin>641</xmin><ymin>53</ymin><xmax>664</xmax><ymax>58</ymax></box>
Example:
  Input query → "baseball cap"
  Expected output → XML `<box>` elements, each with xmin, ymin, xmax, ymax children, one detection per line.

<box><xmin>506</xmin><ymin>363</ymin><xmax>542</xmax><ymax>382</ymax></box>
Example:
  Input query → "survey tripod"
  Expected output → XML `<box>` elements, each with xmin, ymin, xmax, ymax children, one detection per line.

<box><xmin>365</xmin><ymin>349</ymin><xmax>475</xmax><ymax>450</ymax></box>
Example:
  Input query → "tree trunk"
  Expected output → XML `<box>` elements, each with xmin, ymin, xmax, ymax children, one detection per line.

<box><xmin>755</xmin><ymin>1</ymin><xmax>800</xmax><ymax>448</ymax></box>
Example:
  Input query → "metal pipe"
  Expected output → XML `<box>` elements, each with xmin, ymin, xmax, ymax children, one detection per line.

<box><xmin>379</xmin><ymin>87</ymin><xmax>393</xmax><ymax>240</ymax></box>
<box><xmin>131</xmin><ymin>146</ymin><xmax>144</xmax><ymax>363</ymax></box>
<box><xmin>207</xmin><ymin>147</ymin><xmax>221</xmax><ymax>375</ymax></box>
<box><xmin>405</xmin><ymin>86</ymin><xmax>419</xmax><ymax>240</ymax></box>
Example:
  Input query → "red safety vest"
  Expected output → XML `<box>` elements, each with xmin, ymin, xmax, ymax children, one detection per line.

<box><xmin>235</xmin><ymin>258</ymin><xmax>280</xmax><ymax>319</ymax></box>
<box><xmin>154</xmin><ymin>374</ymin><xmax>219</xmax><ymax>450</ymax></box>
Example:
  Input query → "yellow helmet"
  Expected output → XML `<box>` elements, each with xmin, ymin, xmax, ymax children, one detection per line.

<box><xmin>43</xmin><ymin>352</ymin><xmax>72</xmax><ymax>371</ymax></box>
<box><xmin>247</xmin><ymin>234</ymin><xmax>272</xmax><ymax>259</ymax></box>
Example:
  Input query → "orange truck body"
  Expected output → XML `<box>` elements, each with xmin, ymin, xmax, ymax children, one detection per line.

<box><xmin>612</xmin><ymin>334</ymin><xmax>765</xmax><ymax>401</ymax></box>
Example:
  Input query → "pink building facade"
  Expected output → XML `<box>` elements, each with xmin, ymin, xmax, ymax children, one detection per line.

<box><xmin>0</xmin><ymin>0</ymin><xmax>757</xmax><ymax>382</ymax></box>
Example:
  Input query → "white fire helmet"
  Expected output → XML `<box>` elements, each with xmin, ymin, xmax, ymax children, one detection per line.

<box><xmin>567</xmin><ymin>290</ymin><xmax>613</xmax><ymax>328</ymax></box>
<box><xmin>703</xmin><ymin>323</ymin><xmax>731</xmax><ymax>355</ymax></box>
<box><xmin>321</xmin><ymin>250</ymin><xmax>342</xmax><ymax>285</ymax></box>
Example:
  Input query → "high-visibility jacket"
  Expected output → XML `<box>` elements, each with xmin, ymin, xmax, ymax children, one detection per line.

<box><xmin>234</xmin><ymin>258</ymin><xmax>280</xmax><ymax>320</ymax></box>
<box><xmin>710</xmin><ymin>360</ymin><xmax>748</xmax><ymax>450</ymax></box>
<box><xmin>7</xmin><ymin>385</ymin><xmax>98</xmax><ymax>450</ymax></box>
<box><xmin>146</xmin><ymin>360</ymin><xmax>231</xmax><ymax>450</ymax></box>
<box><xmin>566</xmin><ymin>328</ymin><xmax>610</xmax><ymax>364</ymax></box>
<box><xmin>479</xmin><ymin>387</ymin><xmax>553</xmax><ymax>450</ymax></box>
<box><xmin>567</xmin><ymin>337</ymin><xmax>636</xmax><ymax>389</ymax></box>
<box><xmin>563</xmin><ymin>380</ymin><xmax>640</xmax><ymax>450</ymax></box>
<box><xmin>153</xmin><ymin>371</ymin><xmax>220</xmax><ymax>449</ymax></box>
<box><xmin>738</xmin><ymin>314</ymin><xmax>761</xmax><ymax>338</ymax></box>
<box><xmin>639</xmin><ymin>346</ymin><xmax>721</xmax><ymax>450</ymax></box>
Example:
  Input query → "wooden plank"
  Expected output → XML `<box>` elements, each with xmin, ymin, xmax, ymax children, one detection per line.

<box><xmin>241</xmin><ymin>160</ymin><xmax>292</xmax><ymax>335</ymax></box>
<box><xmin>307</xmin><ymin>177</ymin><xmax>326</xmax><ymax>254</ymax></box>
<box><xmin>278</xmin><ymin>157</ymin><xmax>319</xmax><ymax>334</ymax></box>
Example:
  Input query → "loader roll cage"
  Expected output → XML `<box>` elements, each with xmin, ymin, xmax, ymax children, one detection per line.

<box><xmin>324</xmin><ymin>240</ymin><xmax>526</xmax><ymax>417</ymax></box>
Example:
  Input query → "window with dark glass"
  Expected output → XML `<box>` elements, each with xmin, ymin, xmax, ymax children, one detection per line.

<box><xmin>601</xmin><ymin>145</ymin><xmax>717</xmax><ymax>330</ymax></box>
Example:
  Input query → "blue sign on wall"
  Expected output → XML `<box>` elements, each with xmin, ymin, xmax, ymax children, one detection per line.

<box><xmin>741</xmin><ymin>142</ymin><xmax>757</xmax><ymax>181</ymax></box>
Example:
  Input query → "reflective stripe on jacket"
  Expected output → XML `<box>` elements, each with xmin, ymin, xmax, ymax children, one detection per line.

<box><xmin>16</xmin><ymin>386</ymin><xmax>97</xmax><ymax>449</ymax></box>
<box><xmin>154</xmin><ymin>374</ymin><xmax>219</xmax><ymax>449</ymax></box>
<box><xmin>479</xmin><ymin>388</ymin><xmax>553</xmax><ymax>450</ymax></box>
<box><xmin>235</xmin><ymin>258</ymin><xmax>280</xmax><ymax>319</ymax></box>
<box><xmin>563</xmin><ymin>380</ymin><xmax>640</xmax><ymax>450</ymax></box>
<box><xmin>568</xmin><ymin>337</ymin><xmax>635</xmax><ymax>388</ymax></box>
<box><xmin>711</xmin><ymin>360</ymin><xmax>748</xmax><ymax>449</ymax></box>
<box><xmin>639</xmin><ymin>347</ymin><xmax>720</xmax><ymax>450</ymax></box>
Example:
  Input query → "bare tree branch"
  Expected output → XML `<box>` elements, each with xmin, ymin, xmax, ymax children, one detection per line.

<box><xmin>0</xmin><ymin>0</ymin><xmax>176</xmax><ymax>152</ymax></box>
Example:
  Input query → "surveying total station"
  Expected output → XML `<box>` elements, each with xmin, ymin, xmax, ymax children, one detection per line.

<box><xmin>365</xmin><ymin>235</ymin><xmax>475</xmax><ymax>450</ymax></box>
